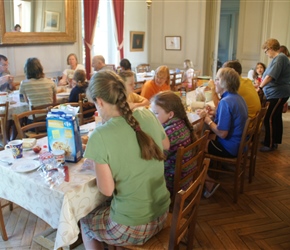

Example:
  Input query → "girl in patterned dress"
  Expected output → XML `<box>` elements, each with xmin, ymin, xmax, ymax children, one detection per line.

<box><xmin>150</xmin><ymin>91</ymin><xmax>196</xmax><ymax>196</ymax></box>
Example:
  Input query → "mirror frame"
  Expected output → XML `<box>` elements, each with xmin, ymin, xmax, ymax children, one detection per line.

<box><xmin>0</xmin><ymin>0</ymin><xmax>76</xmax><ymax>45</ymax></box>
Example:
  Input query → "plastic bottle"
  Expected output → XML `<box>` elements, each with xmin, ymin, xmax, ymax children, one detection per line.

<box><xmin>180</xmin><ymin>87</ymin><xmax>187</xmax><ymax>110</ymax></box>
<box><xmin>95</xmin><ymin>111</ymin><xmax>102</xmax><ymax>127</ymax></box>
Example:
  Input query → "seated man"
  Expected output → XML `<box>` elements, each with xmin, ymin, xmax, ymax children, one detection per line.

<box><xmin>0</xmin><ymin>54</ymin><xmax>15</xmax><ymax>92</ymax></box>
<box><xmin>91</xmin><ymin>55</ymin><xmax>115</xmax><ymax>73</ymax></box>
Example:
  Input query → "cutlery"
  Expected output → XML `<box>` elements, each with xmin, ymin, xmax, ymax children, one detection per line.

<box><xmin>0</xmin><ymin>159</ymin><xmax>13</xmax><ymax>165</ymax></box>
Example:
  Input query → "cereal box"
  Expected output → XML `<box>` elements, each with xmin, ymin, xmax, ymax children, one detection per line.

<box><xmin>47</xmin><ymin>111</ymin><xmax>82</xmax><ymax>163</ymax></box>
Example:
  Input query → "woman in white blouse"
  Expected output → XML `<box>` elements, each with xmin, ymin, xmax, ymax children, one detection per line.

<box><xmin>58</xmin><ymin>53</ymin><xmax>85</xmax><ymax>87</ymax></box>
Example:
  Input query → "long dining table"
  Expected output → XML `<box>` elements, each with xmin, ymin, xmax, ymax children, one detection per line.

<box><xmin>0</xmin><ymin>122</ymin><xmax>106</xmax><ymax>249</ymax></box>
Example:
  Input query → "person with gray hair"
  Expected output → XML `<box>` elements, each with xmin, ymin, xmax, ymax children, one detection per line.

<box><xmin>198</xmin><ymin>67</ymin><xmax>248</xmax><ymax>158</ymax></box>
<box><xmin>80</xmin><ymin>70</ymin><xmax>170</xmax><ymax>248</ymax></box>
<box><xmin>259</xmin><ymin>38</ymin><xmax>290</xmax><ymax>152</ymax></box>
<box><xmin>0</xmin><ymin>54</ymin><xmax>15</xmax><ymax>92</ymax></box>
<box><xmin>91</xmin><ymin>55</ymin><xmax>114</xmax><ymax>72</ymax></box>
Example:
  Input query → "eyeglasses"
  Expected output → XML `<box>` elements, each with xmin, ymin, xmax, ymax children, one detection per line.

<box><xmin>264</xmin><ymin>48</ymin><xmax>270</xmax><ymax>54</ymax></box>
<box><xmin>214</xmin><ymin>78</ymin><xmax>220</xmax><ymax>82</ymax></box>
<box><xmin>0</xmin><ymin>63</ymin><xmax>8</xmax><ymax>67</ymax></box>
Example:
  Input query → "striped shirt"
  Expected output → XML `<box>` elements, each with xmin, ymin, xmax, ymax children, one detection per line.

<box><xmin>19</xmin><ymin>78</ymin><xmax>56</xmax><ymax>108</ymax></box>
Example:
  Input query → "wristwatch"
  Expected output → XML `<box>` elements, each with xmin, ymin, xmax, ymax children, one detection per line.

<box><xmin>259</xmin><ymin>86</ymin><xmax>263</xmax><ymax>90</ymax></box>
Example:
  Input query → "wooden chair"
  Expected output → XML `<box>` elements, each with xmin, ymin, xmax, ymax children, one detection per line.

<box><xmin>13</xmin><ymin>109</ymin><xmax>50</xmax><ymax>139</ymax></box>
<box><xmin>191</xmin><ymin>117</ymin><xmax>205</xmax><ymax>139</ymax></box>
<box><xmin>0</xmin><ymin>199</ymin><xmax>13</xmax><ymax>241</ymax></box>
<box><xmin>248</xmin><ymin>102</ymin><xmax>269</xmax><ymax>183</ymax></box>
<box><xmin>136</xmin><ymin>64</ymin><xmax>150</xmax><ymax>73</ymax></box>
<box><xmin>172</xmin><ymin>130</ymin><xmax>209</xmax><ymax>207</ymax></box>
<box><xmin>170</xmin><ymin>72</ymin><xmax>184</xmax><ymax>91</ymax></box>
<box><xmin>108</xmin><ymin>158</ymin><xmax>210</xmax><ymax>250</ymax></box>
<box><xmin>0</xmin><ymin>101</ymin><xmax>9</xmax><ymax>150</ymax></box>
<box><xmin>205</xmin><ymin>114</ymin><xmax>259</xmax><ymax>202</ymax></box>
<box><xmin>78</xmin><ymin>93</ymin><xmax>96</xmax><ymax>125</ymax></box>
<box><xmin>106</xmin><ymin>64</ymin><xmax>116</xmax><ymax>72</ymax></box>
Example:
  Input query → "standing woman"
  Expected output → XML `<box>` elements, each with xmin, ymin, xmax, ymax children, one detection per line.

<box><xmin>259</xmin><ymin>38</ymin><xmax>290</xmax><ymax>152</ymax></box>
<box><xmin>80</xmin><ymin>71</ymin><xmax>170</xmax><ymax>248</ymax></box>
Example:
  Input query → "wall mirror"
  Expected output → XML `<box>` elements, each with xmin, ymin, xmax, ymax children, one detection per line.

<box><xmin>0</xmin><ymin>0</ymin><xmax>76</xmax><ymax>45</ymax></box>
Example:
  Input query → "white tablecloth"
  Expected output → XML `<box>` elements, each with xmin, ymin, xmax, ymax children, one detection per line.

<box><xmin>0</xmin><ymin>123</ymin><xmax>105</xmax><ymax>249</ymax></box>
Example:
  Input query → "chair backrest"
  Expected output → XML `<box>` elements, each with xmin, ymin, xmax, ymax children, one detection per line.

<box><xmin>136</xmin><ymin>64</ymin><xmax>150</xmax><ymax>73</ymax></box>
<box><xmin>0</xmin><ymin>102</ymin><xmax>9</xmax><ymax>148</ymax></box>
<box><xmin>172</xmin><ymin>130</ymin><xmax>209</xmax><ymax>205</ymax></box>
<box><xmin>78</xmin><ymin>93</ymin><xmax>96</xmax><ymax>125</ymax></box>
<box><xmin>13</xmin><ymin>109</ymin><xmax>49</xmax><ymax>139</ymax></box>
<box><xmin>191</xmin><ymin>117</ymin><xmax>205</xmax><ymax>139</ymax></box>
<box><xmin>169</xmin><ymin>158</ymin><xmax>209</xmax><ymax>250</ymax></box>
<box><xmin>237</xmin><ymin>114</ymin><xmax>259</xmax><ymax>162</ymax></box>
<box><xmin>106</xmin><ymin>64</ymin><xmax>116</xmax><ymax>72</ymax></box>
<box><xmin>170</xmin><ymin>72</ymin><xmax>184</xmax><ymax>91</ymax></box>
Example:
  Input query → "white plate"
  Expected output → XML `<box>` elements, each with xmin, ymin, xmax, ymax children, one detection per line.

<box><xmin>57</xmin><ymin>92</ymin><xmax>70</xmax><ymax>97</ymax></box>
<box><xmin>12</xmin><ymin>159</ymin><xmax>40</xmax><ymax>173</ymax></box>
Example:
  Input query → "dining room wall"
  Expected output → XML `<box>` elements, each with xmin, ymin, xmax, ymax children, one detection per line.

<box><xmin>1</xmin><ymin>0</ymin><xmax>289</xmax><ymax>82</ymax></box>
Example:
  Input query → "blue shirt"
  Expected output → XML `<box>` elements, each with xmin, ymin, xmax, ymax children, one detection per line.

<box><xmin>214</xmin><ymin>91</ymin><xmax>248</xmax><ymax>156</ymax></box>
<box><xmin>263</xmin><ymin>53</ymin><xmax>290</xmax><ymax>99</ymax></box>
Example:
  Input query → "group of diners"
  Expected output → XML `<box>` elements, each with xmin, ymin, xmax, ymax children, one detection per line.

<box><xmin>1</xmin><ymin>37</ymin><xmax>290</xmax><ymax>249</ymax></box>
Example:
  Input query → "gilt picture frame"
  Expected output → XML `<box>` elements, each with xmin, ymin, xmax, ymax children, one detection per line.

<box><xmin>165</xmin><ymin>36</ymin><xmax>181</xmax><ymax>50</ymax></box>
<box><xmin>44</xmin><ymin>11</ymin><xmax>60</xmax><ymax>32</ymax></box>
<box><xmin>130</xmin><ymin>31</ymin><xmax>145</xmax><ymax>52</ymax></box>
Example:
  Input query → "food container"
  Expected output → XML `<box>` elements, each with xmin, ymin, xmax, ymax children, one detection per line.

<box><xmin>52</xmin><ymin>150</ymin><xmax>65</xmax><ymax>164</ymax></box>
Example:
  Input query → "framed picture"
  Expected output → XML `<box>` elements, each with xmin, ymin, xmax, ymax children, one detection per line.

<box><xmin>165</xmin><ymin>36</ymin><xmax>181</xmax><ymax>50</ymax></box>
<box><xmin>44</xmin><ymin>11</ymin><xmax>60</xmax><ymax>31</ymax></box>
<box><xmin>130</xmin><ymin>31</ymin><xmax>145</xmax><ymax>52</ymax></box>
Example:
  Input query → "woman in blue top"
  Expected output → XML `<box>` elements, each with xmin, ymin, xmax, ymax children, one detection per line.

<box><xmin>80</xmin><ymin>71</ymin><xmax>170</xmax><ymax>249</ymax></box>
<box><xmin>199</xmin><ymin>67</ymin><xmax>248</xmax><ymax>158</ymax></box>
<box><xmin>258</xmin><ymin>38</ymin><xmax>290</xmax><ymax>152</ymax></box>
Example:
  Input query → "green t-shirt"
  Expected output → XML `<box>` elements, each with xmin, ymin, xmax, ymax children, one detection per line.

<box><xmin>84</xmin><ymin>108</ymin><xmax>170</xmax><ymax>226</ymax></box>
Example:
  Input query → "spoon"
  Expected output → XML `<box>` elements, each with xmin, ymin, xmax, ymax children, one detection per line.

<box><xmin>0</xmin><ymin>159</ymin><xmax>13</xmax><ymax>165</ymax></box>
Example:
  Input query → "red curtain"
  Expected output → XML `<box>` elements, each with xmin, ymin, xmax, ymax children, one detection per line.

<box><xmin>83</xmin><ymin>0</ymin><xmax>100</xmax><ymax>79</ymax></box>
<box><xmin>112</xmin><ymin>0</ymin><xmax>124</xmax><ymax>60</ymax></box>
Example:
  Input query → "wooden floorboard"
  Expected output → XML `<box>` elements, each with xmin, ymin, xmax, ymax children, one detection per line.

<box><xmin>1</xmin><ymin>111</ymin><xmax>290</xmax><ymax>249</ymax></box>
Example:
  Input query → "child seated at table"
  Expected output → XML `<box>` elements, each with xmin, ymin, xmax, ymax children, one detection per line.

<box><xmin>151</xmin><ymin>90</ymin><xmax>219</xmax><ymax>198</ymax></box>
<box><xmin>118</xmin><ymin>71</ymin><xmax>150</xmax><ymax>110</ymax></box>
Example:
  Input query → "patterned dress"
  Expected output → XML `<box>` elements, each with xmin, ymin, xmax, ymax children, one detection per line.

<box><xmin>163</xmin><ymin>117</ymin><xmax>195</xmax><ymax>196</ymax></box>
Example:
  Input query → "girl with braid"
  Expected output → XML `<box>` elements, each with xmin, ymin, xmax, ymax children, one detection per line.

<box><xmin>80</xmin><ymin>71</ymin><xmax>170</xmax><ymax>249</ymax></box>
<box><xmin>151</xmin><ymin>91</ymin><xmax>218</xmax><ymax>198</ymax></box>
<box><xmin>150</xmin><ymin>91</ymin><xmax>196</xmax><ymax>196</ymax></box>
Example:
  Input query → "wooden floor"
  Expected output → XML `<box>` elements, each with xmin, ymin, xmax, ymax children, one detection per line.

<box><xmin>1</xmin><ymin>111</ymin><xmax>290</xmax><ymax>250</ymax></box>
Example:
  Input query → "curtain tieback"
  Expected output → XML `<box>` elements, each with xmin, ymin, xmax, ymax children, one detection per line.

<box><xmin>84</xmin><ymin>39</ymin><xmax>92</xmax><ymax>50</ymax></box>
<box><xmin>117</xmin><ymin>41</ymin><xmax>124</xmax><ymax>50</ymax></box>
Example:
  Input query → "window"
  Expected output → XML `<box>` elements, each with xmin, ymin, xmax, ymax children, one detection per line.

<box><xmin>92</xmin><ymin>0</ymin><xmax>118</xmax><ymax>66</ymax></box>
